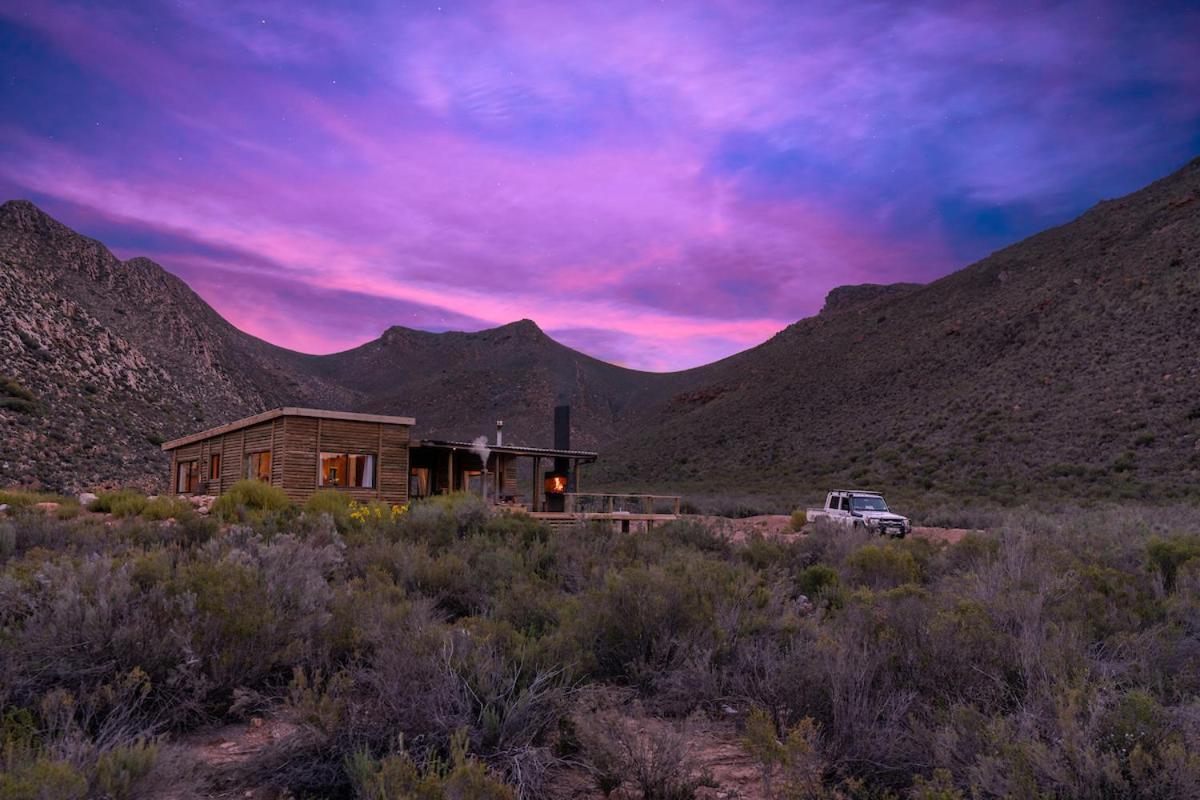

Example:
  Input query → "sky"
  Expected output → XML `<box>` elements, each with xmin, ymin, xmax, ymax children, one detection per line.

<box><xmin>1</xmin><ymin>1</ymin><xmax>1198</xmax><ymax>371</ymax></box>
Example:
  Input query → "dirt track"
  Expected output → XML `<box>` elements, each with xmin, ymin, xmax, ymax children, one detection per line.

<box><xmin>688</xmin><ymin>514</ymin><xmax>975</xmax><ymax>545</ymax></box>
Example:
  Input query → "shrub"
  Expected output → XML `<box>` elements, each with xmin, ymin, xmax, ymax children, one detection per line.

<box><xmin>94</xmin><ymin>739</ymin><xmax>159</xmax><ymax>800</ymax></box>
<box><xmin>0</xmin><ymin>489</ymin><xmax>65</xmax><ymax>508</ymax></box>
<box><xmin>844</xmin><ymin>543</ymin><xmax>921</xmax><ymax>589</ymax></box>
<box><xmin>1146</xmin><ymin>535</ymin><xmax>1200</xmax><ymax>590</ymax></box>
<box><xmin>211</xmin><ymin>480</ymin><xmax>293</xmax><ymax>522</ymax></box>
<box><xmin>88</xmin><ymin>489</ymin><xmax>149</xmax><ymax>517</ymax></box>
<box><xmin>0</xmin><ymin>376</ymin><xmax>40</xmax><ymax>415</ymax></box>
<box><xmin>305</xmin><ymin>489</ymin><xmax>353</xmax><ymax>528</ymax></box>
<box><xmin>0</xmin><ymin>757</ymin><xmax>88</xmax><ymax>800</ymax></box>
<box><xmin>141</xmin><ymin>495</ymin><xmax>193</xmax><ymax>521</ymax></box>
<box><xmin>574</xmin><ymin>710</ymin><xmax>714</xmax><ymax>800</ymax></box>
<box><xmin>346</xmin><ymin>730</ymin><xmax>514</xmax><ymax>800</ymax></box>
<box><xmin>797</xmin><ymin>564</ymin><xmax>838</xmax><ymax>597</ymax></box>
<box><xmin>790</xmin><ymin>509</ymin><xmax>807</xmax><ymax>531</ymax></box>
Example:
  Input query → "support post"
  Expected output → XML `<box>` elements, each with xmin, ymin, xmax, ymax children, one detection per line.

<box><xmin>531</xmin><ymin>456</ymin><xmax>540</xmax><ymax>512</ymax></box>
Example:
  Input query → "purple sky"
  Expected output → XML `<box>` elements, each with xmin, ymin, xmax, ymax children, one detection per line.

<box><xmin>1</xmin><ymin>1</ymin><xmax>1197</xmax><ymax>370</ymax></box>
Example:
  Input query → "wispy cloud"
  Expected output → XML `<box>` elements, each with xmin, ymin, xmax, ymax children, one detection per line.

<box><xmin>1</xmin><ymin>0</ymin><xmax>1196</xmax><ymax>368</ymax></box>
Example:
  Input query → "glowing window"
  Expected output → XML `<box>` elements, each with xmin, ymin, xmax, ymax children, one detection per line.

<box><xmin>245</xmin><ymin>451</ymin><xmax>272</xmax><ymax>482</ymax></box>
<box><xmin>320</xmin><ymin>452</ymin><xmax>375</xmax><ymax>488</ymax></box>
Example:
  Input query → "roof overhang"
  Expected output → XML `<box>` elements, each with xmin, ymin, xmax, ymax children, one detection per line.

<box><xmin>162</xmin><ymin>407</ymin><xmax>416</xmax><ymax>451</ymax></box>
<box><xmin>413</xmin><ymin>439</ymin><xmax>598</xmax><ymax>462</ymax></box>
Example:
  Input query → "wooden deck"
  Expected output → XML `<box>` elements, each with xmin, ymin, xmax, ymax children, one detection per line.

<box><xmin>527</xmin><ymin>492</ymin><xmax>682</xmax><ymax>531</ymax></box>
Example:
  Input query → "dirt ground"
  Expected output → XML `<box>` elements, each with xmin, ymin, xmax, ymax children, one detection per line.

<box><xmin>687</xmin><ymin>514</ymin><xmax>975</xmax><ymax>545</ymax></box>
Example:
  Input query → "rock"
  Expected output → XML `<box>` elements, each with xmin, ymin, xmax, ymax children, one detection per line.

<box><xmin>78</xmin><ymin>491</ymin><xmax>98</xmax><ymax>506</ymax></box>
<box><xmin>0</xmin><ymin>504</ymin><xmax>9</xmax><ymax>514</ymax></box>
<box><xmin>34</xmin><ymin>501</ymin><xmax>60</xmax><ymax>513</ymax></box>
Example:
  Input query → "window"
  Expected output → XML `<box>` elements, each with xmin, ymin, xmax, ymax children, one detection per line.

<box><xmin>209</xmin><ymin>453</ymin><xmax>221</xmax><ymax>481</ymax></box>
<box><xmin>245</xmin><ymin>451</ymin><xmax>272</xmax><ymax>482</ymax></box>
<box><xmin>410</xmin><ymin>467</ymin><xmax>430</xmax><ymax>497</ymax></box>
<box><xmin>850</xmin><ymin>495</ymin><xmax>888</xmax><ymax>512</ymax></box>
<box><xmin>320</xmin><ymin>452</ymin><xmax>375</xmax><ymax>488</ymax></box>
<box><xmin>176</xmin><ymin>460</ymin><xmax>199</xmax><ymax>493</ymax></box>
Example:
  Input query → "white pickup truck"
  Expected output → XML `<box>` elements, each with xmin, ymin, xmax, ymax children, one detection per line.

<box><xmin>806</xmin><ymin>489</ymin><xmax>911</xmax><ymax>538</ymax></box>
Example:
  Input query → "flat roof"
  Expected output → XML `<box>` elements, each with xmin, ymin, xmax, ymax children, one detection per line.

<box><xmin>414</xmin><ymin>439</ymin><xmax>598</xmax><ymax>461</ymax></box>
<box><xmin>162</xmin><ymin>407</ymin><xmax>416</xmax><ymax>451</ymax></box>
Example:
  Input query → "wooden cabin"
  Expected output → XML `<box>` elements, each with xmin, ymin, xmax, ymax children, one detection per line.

<box><xmin>160</xmin><ymin>407</ymin><xmax>414</xmax><ymax>505</ymax></box>
<box><xmin>163</xmin><ymin>406</ymin><xmax>680</xmax><ymax>529</ymax></box>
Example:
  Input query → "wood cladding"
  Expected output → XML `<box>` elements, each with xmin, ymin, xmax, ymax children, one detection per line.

<box><xmin>165</xmin><ymin>411</ymin><xmax>413</xmax><ymax>505</ymax></box>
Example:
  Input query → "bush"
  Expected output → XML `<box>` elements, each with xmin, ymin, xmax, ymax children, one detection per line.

<box><xmin>790</xmin><ymin>509</ymin><xmax>807</xmax><ymax>531</ymax></box>
<box><xmin>0</xmin><ymin>376</ymin><xmax>40</xmax><ymax>415</ymax></box>
<box><xmin>211</xmin><ymin>480</ymin><xmax>293</xmax><ymax>522</ymax></box>
<box><xmin>0</xmin><ymin>757</ymin><xmax>88</xmax><ymax>800</ymax></box>
<box><xmin>141</xmin><ymin>495</ymin><xmax>193</xmax><ymax>521</ymax></box>
<box><xmin>844</xmin><ymin>543</ymin><xmax>921</xmax><ymax>588</ymax></box>
<box><xmin>0</xmin><ymin>489</ymin><xmax>65</xmax><ymax>508</ymax></box>
<box><xmin>1146</xmin><ymin>535</ymin><xmax>1200</xmax><ymax>590</ymax></box>
<box><xmin>94</xmin><ymin>739</ymin><xmax>159</xmax><ymax>800</ymax></box>
<box><xmin>346</xmin><ymin>730</ymin><xmax>514</xmax><ymax>799</ymax></box>
<box><xmin>798</xmin><ymin>564</ymin><xmax>838</xmax><ymax>597</ymax></box>
<box><xmin>305</xmin><ymin>489</ymin><xmax>353</xmax><ymax>528</ymax></box>
<box><xmin>88</xmin><ymin>489</ymin><xmax>149</xmax><ymax>517</ymax></box>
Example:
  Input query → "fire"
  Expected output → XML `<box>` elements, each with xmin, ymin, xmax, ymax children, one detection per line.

<box><xmin>545</xmin><ymin>475</ymin><xmax>567</xmax><ymax>493</ymax></box>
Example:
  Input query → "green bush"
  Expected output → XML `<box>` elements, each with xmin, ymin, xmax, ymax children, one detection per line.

<box><xmin>1146</xmin><ymin>535</ymin><xmax>1200</xmax><ymax>590</ymax></box>
<box><xmin>88</xmin><ymin>489</ymin><xmax>149</xmax><ymax>517</ymax></box>
<box><xmin>844</xmin><ymin>543</ymin><xmax>921</xmax><ymax>588</ymax></box>
<box><xmin>0</xmin><ymin>489</ymin><xmax>66</xmax><ymax>508</ymax></box>
<box><xmin>95</xmin><ymin>739</ymin><xmax>159</xmax><ymax>800</ymax></box>
<box><xmin>790</xmin><ymin>509</ymin><xmax>807</xmax><ymax>531</ymax></box>
<box><xmin>141</xmin><ymin>495</ymin><xmax>193</xmax><ymax>521</ymax></box>
<box><xmin>346</xmin><ymin>730</ymin><xmax>513</xmax><ymax>800</ymax></box>
<box><xmin>211</xmin><ymin>479</ymin><xmax>293</xmax><ymax>522</ymax></box>
<box><xmin>305</xmin><ymin>489</ymin><xmax>353</xmax><ymax>527</ymax></box>
<box><xmin>798</xmin><ymin>564</ymin><xmax>838</xmax><ymax>597</ymax></box>
<box><xmin>0</xmin><ymin>758</ymin><xmax>87</xmax><ymax>800</ymax></box>
<box><xmin>0</xmin><ymin>376</ymin><xmax>40</xmax><ymax>415</ymax></box>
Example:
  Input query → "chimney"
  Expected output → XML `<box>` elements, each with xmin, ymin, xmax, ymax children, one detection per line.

<box><xmin>496</xmin><ymin>420</ymin><xmax>504</xmax><ymax>447</ymax></box>
<box><xmin>554</xmin><ymin>405</ymin><xmax>570</xmax><ymax>451</ymax></box>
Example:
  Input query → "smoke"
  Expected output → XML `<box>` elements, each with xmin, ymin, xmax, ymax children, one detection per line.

<box><xmin>471</xmin><ymin>436</ymin><xmax>492</xmax><ymax>502</ymax></box>
<box><xmin>471</xmin><ymin>435</ymin><xmax>491</xmax><ymax>466</ymax></box>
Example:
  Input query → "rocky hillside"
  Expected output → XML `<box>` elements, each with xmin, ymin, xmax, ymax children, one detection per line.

<box><xmin>592</xmin><ymin>157</ymin><xmax>1200</xmax><ymax>502</ymax></box>
<box><xmin>3</xmin><ymin>156</ymin><xmax>1199</xmax><ymax>499</ymax></box>
<box><xmin>0</xmin><ymin>201</ymin><xmax>685</xmax><ymax>491</ymax></box>
<box><xmin>0</xmin><ymin>201</ymin><xmax>357</xmax><ymax>490</ymax></box>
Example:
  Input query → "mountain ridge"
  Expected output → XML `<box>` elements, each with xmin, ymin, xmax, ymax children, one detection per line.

<box><xmin>2</xmin><ymin>155</ymin><xmax>1198</xmax><ymax>498</ymax></box>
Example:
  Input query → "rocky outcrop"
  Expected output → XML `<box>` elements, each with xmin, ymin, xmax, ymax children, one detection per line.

<box><xmin>819</xmin><ymin>282</ymin><xmax>923</xmax><ymax>315</ymax></box>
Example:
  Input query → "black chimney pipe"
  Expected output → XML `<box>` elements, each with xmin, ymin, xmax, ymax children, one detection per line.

<box><xmin>546</xmin><ymin>405</ymin><xmax>571</xmax><ymax>512</ymax></box>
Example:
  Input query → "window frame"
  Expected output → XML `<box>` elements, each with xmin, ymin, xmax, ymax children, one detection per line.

<box><xmin>177</xmin><ymin>460</ymin><xmax>200</xmax><ymax>494</ymax></box>
<box><xmin>245</xmin><ymin>450</ymin><xmax>272</xmax><ymax>483</ymax></box>
<box><xmin>318</xmin><ymin>451</ymin><xmax>376</xmax><ymax>489</ymax></box>
<box><xmin>209</xmin><ymin>452</ymin><xmax>221</xmax><ymax>482</ymax></box>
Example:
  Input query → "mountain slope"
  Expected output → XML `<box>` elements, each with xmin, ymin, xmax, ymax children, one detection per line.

<box><xmin>0</xmin><ymin>200</ymin><xmax>363</xmax><ymax>490</ymax></box>
<box><xmin>3</xmin><ymin>156</ymin><xmax>1199</xmax><ymax>499</ymax></box>
<box><xmin>309</xmin><ymin>320</ymin><xmax>691</xmax><ymax>449</ymax></box>
<box><xmin>593</xmin><ymin>157</ymin><xmax>1200</xmax><ymax>501</ymax></box>
<box><xmin>0</xmin><ymin>201</ymin><xmax>686</xmax><ymax>490</ymax></box>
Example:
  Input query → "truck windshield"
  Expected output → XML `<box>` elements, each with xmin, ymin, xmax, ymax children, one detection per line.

<box><xmin>850</xmin><ymin>496</ymin><xmax>888</xmax><ymax>512</ymax></box>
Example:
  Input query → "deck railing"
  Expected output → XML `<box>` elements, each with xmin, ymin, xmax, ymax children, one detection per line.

<box><xmin>562</xmin><ymin>492</ymin><xmax>682</xmax><ymax>516</ymax></box>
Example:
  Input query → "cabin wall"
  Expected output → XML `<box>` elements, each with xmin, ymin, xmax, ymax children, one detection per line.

<box><xmin>279</xmin><ymin>416</ymin><xmax>410</xmax><ymax>505</ymax></box>
<box><xmin>168</xmin><ymin>414</ymin><xmax>411</xmax><ymax>504</ymax></box>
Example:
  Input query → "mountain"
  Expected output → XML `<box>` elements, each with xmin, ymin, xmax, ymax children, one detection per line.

<box><xmin>590</xmin><ymin>156</ymin><xmax>1200</xmax><ymax>503</ymax></box>
<box><xmin>0</xmin><ymin>200</ymin><xmax>360</xmax><ymax>490</ymax></box>
<box><xmin>302</xmin><ymin>320</ymin><xmax>691</xmax><ymax>449</ymax></box>
<box><xmin>2</xmin><ymin>156</ymin><xmax>1198</xmax><ymax>500</ymax></box>
<box><xmin>0</xmin><ymin>200</ymin><xmax>684</xmax><ymax>491</ymax></box>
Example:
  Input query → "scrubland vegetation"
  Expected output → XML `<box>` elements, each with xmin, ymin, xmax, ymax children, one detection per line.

<box><xmin>1</xmin><ymin>492</ymin><xmax>1199</xmax><ymax>799</ymax></box>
